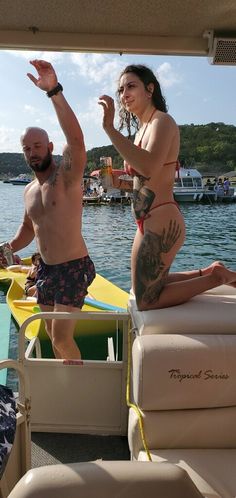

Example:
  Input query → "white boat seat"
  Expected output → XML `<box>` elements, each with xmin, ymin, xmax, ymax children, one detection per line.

<box><xmin>128</xmin><ymin>285</ymin><xmax>236</xmax><ymax>335</ymax></box>
<box><xmin>138</xmin><ymin>450</ymin><xmax>236</xmax><ymax>498</ymax></box>
<box><xmin>7</xmin><ymin>460</ymin><xmax>203</xmax><ymax>498</ymax></box>
<box><xmin>128</xmin><ymin>333</ymin><xmax>236</xmax><ymax>498</ymax></box>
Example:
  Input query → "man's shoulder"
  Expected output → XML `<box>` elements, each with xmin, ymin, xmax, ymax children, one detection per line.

<box><xmin>25</xmin><ymin>178</ymin><xmax>37</xmax><ymax>192</ymax></box>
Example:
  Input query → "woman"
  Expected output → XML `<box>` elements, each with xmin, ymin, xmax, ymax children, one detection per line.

<box><xmin>98</xmin><ymin>64</ymin><xmax>236</xmax><ymax>310</ymax></box>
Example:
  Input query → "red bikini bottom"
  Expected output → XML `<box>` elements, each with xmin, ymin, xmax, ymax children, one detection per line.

<box><xmin>136</xmin><ymin>201</ymin><xmax>179</xmax><ymax>235</ymax></box>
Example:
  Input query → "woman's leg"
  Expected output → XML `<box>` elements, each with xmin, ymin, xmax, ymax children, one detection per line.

<box><xmin>134</xmin><ymin>228</ymin><xmax>236</xmax><ymax>311</ymax></box>
<box><xmin>166</xmin><ymin>261</ymin><xmax>224</xmax><ymax>283</ymax></box>
<box><xmin>145</xmin><ymin>264</ymin><xmax>236</xmax><ymax>310</ymax></box>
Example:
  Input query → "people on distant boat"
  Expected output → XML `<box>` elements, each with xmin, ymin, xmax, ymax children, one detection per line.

<box><xmin>214</xmin><ymin>179</ymin><xmax>224</xmax><ymax>196</ymax></box>
<box><xmin>223</xmin><ymin>177</ymin><xmax>230</xmax><ymax>195</ymax></box>
<box><xmin>24</xmin><ymin>252</ymin><xmax>41</xmax><ymax>297</ymax></box>
<box><xmin>205</xmin><ymin>178</ymin><xmax>214</xmax><ymax>190</ymax></box>
<box><xmin>91</xmin><ymin>187</ymin><xmax>98</xmax><ymax>197</ymax></box>
<box><xmin>98</xmin><ymin>64</ymin><xmax>236</xmax><ymax>310</ymax></box>
<box><xmin>7</xmin><ymin>60</ymin><xmax>95</xmax><ymax>359</ymax></box>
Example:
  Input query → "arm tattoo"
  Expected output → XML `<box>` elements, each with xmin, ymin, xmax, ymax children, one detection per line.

<box><xmin>135</xmin><ymin>220</ymin><xmax>182</xmax><ymax>306</ymax></box>
<box><xmin>63</xmin><ymin>156</ymin><xmax>72</xmax><ymax>171</ymax></box>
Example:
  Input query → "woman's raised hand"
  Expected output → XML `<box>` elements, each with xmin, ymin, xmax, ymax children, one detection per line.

<box><xmin>98</xmin><ymin>94</ymin><xmax>115</xmax><ymax>131</ymax></box>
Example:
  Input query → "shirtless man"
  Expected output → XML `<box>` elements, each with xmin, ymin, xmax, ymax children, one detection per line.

<box><xmin>8</xmin><ymin>59</ymin><xmax>95</xmax><ymax>359</ymax></box>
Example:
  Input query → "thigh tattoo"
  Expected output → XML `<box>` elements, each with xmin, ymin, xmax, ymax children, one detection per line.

<box><xmin>135</xmin><ymin>219</ymin><xmax>182</xmax><ymax>305</ymax></box>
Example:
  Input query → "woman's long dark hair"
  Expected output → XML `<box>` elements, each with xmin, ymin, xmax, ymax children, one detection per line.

<box><xmin>116</xmin><ymin>64</ymin><xmax>168</xmax><ymax>137</ymax></box>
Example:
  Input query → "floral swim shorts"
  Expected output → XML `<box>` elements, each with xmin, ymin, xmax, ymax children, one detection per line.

<box><xmin>36</xmin><ymin>256</ymin><xmax>96</xmax><ymax>308</ymax></box>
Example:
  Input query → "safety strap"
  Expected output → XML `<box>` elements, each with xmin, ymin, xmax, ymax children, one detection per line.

<box><xmin>126</xmin><ymin>326</ymin><xmax>152</xmax><ymax>461</ymax></box>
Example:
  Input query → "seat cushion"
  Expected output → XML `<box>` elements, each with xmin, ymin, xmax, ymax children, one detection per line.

<box><xmin>7</xmin><ymin>460</ymin><xmax>203</xmax><ymax>498</ymax></box>
<box><xmin>138</xmin><ymin>449</ymin><xmax>236</xmax><ymax>498</ymax></box>
<box><xmin>132</xmin><ymin>334</ymin><xmax>236</xmax><ymax>410</ymax></box>
<box><xmin>128</xmin><ymin>407</ymin><xmax>236</xmax><ymax>457</ymax></box>
<box><xmin>129</xmin><ymin>285</ymin><xmax>236</xmax><ymax>335</ymax></box>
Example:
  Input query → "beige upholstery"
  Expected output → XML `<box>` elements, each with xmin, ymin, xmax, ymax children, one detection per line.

<box><xmin>7</xmin><ymin>461</ymin><xmax>203</xmax><ymax>498</ymax></box>
<box><xmin>128</xmin><ymin>286</ymin><xmax>236</xmax><ymax>498</ymax></box>
<box><xmin>128</xmin><ymin>285</ymin><xmax>236</xmax><ymax>335</ymax></box>
<box><xmin>138</xmin><ymin>450</ymin><xmax>236</xmax><ymax>498</ymax></box>
<box><xmin>132</xmin><ymin>334</ymin><xmax>236</xmax><ymax>411</ymax></box>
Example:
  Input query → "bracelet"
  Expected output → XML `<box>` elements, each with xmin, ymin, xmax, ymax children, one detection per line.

<box><xmin>199</xmin><ymin>269</ymin><xmax>202</xmax><ymax>276</ymax></box>
<box><xmin>47</xmin><ymin>82</ymin><xmax>63</xmax><ymax>98</ymax></box>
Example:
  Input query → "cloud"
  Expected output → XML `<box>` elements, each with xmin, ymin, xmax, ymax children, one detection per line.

<box><xmin>70</xmin><ymin>53</ymin><xmax>123</xmax><ymax>94</ymax></box>
<box><xmin>23</xmin><ymin>104</ymin><xmax>38</xmax><ymax>115</ymax></box>
<box><xmin>156</xmin><ymin>62</ymin><xmax>181</xmax><ymax>89</ymax></box>
<box><xmin>5</xmin><ymin>50</ymin><xmax>63</xmax><ymax>63</ymax></box>
<box><xmin>0</xmin><ymin>126</ymin><xmax>20</xmax><ymax>152</ymax></box>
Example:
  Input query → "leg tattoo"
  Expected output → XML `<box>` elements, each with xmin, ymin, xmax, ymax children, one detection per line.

<box><xmin>135</xmin><ymin>220</ymin><xmax>182</xmax><ymax>307</ymax></box>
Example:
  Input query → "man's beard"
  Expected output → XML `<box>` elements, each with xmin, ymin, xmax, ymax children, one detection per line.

<box><xmin>28</xmin><ymin>149</ymin><xmax>52</xmax><ymax>172</ymax></box>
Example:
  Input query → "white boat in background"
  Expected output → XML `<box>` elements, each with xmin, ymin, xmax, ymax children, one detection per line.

<box><xmin>174</xmin><ymin>168</ymin><xmax>236</xmax><ymax>203</ymax></box>
<box><xmin>3</xmin><ymin>174</ymin><xmax>32</xmax><ymax>185</ymax></box>
<box><xmin>173</xmin><ymin>168</ymin><xmax>205</xmax><ymax>202</ymax></box>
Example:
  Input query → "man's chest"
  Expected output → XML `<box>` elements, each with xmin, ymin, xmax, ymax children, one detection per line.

<box><xmin>26</xmin><ymin>183</ymin><xmax>65</xmax><ymax>222</ymax></box>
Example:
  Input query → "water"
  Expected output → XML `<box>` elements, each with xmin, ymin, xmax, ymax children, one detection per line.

<box><xmin>0</xmin><ymin>181</ymin><xmax>236</xmax><ymax>378</ymax></box>
<box><xmin>1</xmin><ymin>181</ymin><xmax>236</xmax><ymax>292</ymax></box>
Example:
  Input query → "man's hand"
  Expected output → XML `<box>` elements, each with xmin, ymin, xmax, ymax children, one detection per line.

<box><xmin>27</xmin><ymin>60</ymin><xmax>58</xmax><ymax>92</ymax></box>
<box><xmin>0</xmin><ymin>243</ymin><xmax>22</xmax><ymax>268</ymax></box>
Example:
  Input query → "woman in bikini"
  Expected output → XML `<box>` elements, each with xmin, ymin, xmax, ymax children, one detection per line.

<box><xmin>98</xmin><ymin>64</ymin><xmax>236</xmax><ymax>311</ymax></box>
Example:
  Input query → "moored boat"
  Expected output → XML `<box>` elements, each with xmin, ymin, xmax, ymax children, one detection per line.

<box><xmin>174</xmin><ymin>168</ymin><xmax>236</xmax><ymax>203</ymax></box>
<box><xmin>3</xmin><ymin>174</ymin><xmax>32</xmax><ymax>185</ymax></box>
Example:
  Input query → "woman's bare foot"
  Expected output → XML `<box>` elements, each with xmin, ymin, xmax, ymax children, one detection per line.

<box><xmin>201</xmin><ymin>261</ymin><xmax>225</xmax><ymax>276</ymax></box>
<box><xmin>201</xmin><ymin>261</ymin><xmax>236</xmax><ymax>288</ymax></box>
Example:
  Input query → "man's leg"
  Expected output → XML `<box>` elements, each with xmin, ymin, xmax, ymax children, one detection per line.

<box><xmin>39</xmin><ymin>303</ymin><xmax>62</xmax><ymax>359</ymax></box>
<box><xmin>51</xmin><ymin>303</ymin><xmax>81</xmax><ymax>360</ymax></box>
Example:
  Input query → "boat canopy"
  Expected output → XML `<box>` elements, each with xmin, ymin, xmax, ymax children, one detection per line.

<box><xmin>178</xmin><ymin>168</ymin><xmax>202</xmax><ymax>179</ymax></box>
<box><xmin>0</xmin><ymin>1</ymin><xmax>236</xmax><ymax>62</ymax></box>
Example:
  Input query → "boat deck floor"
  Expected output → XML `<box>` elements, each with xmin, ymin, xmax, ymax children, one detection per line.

<box><xmin>31</xmin><ymin>433</ymin><xmax>130</xmax><ymax>467</ymax></box>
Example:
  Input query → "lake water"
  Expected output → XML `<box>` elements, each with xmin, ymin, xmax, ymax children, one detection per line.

<box><xmin>1</xmin><ymin>181</ymin><xmax>235</xmax><ymax>292</ymax></box>
<box><xmin>1</xmin><ymin>181</ymin><xmax>236</xmax><ymax>387</ymax></box>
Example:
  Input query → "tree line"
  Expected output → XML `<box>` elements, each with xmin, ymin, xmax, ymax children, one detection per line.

<box><xmin>0</xmin><ymin>122</ymin><xmax>236</xmax><ymax>178</ymax></box>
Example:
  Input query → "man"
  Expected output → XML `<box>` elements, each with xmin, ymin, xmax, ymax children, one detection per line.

<box><xmin>8</xmin><ymin>59</ymin><xmax>95</xmax><ymax>359</ymax></box>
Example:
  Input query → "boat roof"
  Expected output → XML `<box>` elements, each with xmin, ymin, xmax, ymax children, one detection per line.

<box><xmin>0</xmin><ymin>0</ymin><xmax>236</xmax><ymax>61</ymax></box>
<box><xmin>179</xmin><ymin>168</ymin><xmax>202</xmax><ymax>178</ymax></box>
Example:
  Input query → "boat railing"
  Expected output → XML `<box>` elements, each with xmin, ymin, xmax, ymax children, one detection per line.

<box><xmin>18</xmin><ymin>309</ymin><xmax>129</xmax><ymax>357</ymax></box>
<box><xmin>17</xmin><ymin>310</ymin><xmax>130</xmax><ymax>435</ymax></box>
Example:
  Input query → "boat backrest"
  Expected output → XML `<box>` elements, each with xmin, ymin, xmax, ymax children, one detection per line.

<box><xmin>128</xmin><ymin>285</ymin><xmax>236</xmax><ymax>457</ymax></box>
<box><xmin>7</xmin><ymin>461</ymin><xmax>203</xmax><ymax>498</ymax></box>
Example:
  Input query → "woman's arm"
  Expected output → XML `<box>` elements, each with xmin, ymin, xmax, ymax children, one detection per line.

<box><xmin>98</xmin><ymin>95</ymin><xmax>178</xmax><ymax>178</ymax></box>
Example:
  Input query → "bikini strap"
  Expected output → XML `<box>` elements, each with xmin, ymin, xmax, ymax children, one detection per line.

<box><xmin>164</xmin><ymin>160</ymin><xmax>180</xmax><ymax>179</ymax></box>
<box><xmin>138</xmin><ymin>108</ymin><xmax>156</xmax><ymax>147</ymax></box>
<box><xmin>176</xmin><ymin>160</ymin><xmax>180</xmax><ymax>179</ymax></box>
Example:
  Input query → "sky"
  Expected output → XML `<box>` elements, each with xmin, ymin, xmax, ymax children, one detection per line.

<box><xmin>0</xmin><ymin>49</ymin><xmax>236</xmax><ymax>154</ymax></box>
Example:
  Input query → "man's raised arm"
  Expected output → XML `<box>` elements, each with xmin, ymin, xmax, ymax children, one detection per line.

<box><xmin>27</xmin><ymin>59</ymin><xmax>86</xmax><ymax>176</ymax></box>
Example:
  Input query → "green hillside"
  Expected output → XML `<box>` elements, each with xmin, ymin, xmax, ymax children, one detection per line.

<box><xmin>0</xmin><ymin>122</ymin><xmax>236</xmax><ymax>179</ymax></box>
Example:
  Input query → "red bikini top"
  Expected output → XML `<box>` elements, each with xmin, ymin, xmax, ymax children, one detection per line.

<box><xmin>124</xmin><ymin>108</ymin><xmax>180</xmax><ymax>179</ymax></box>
